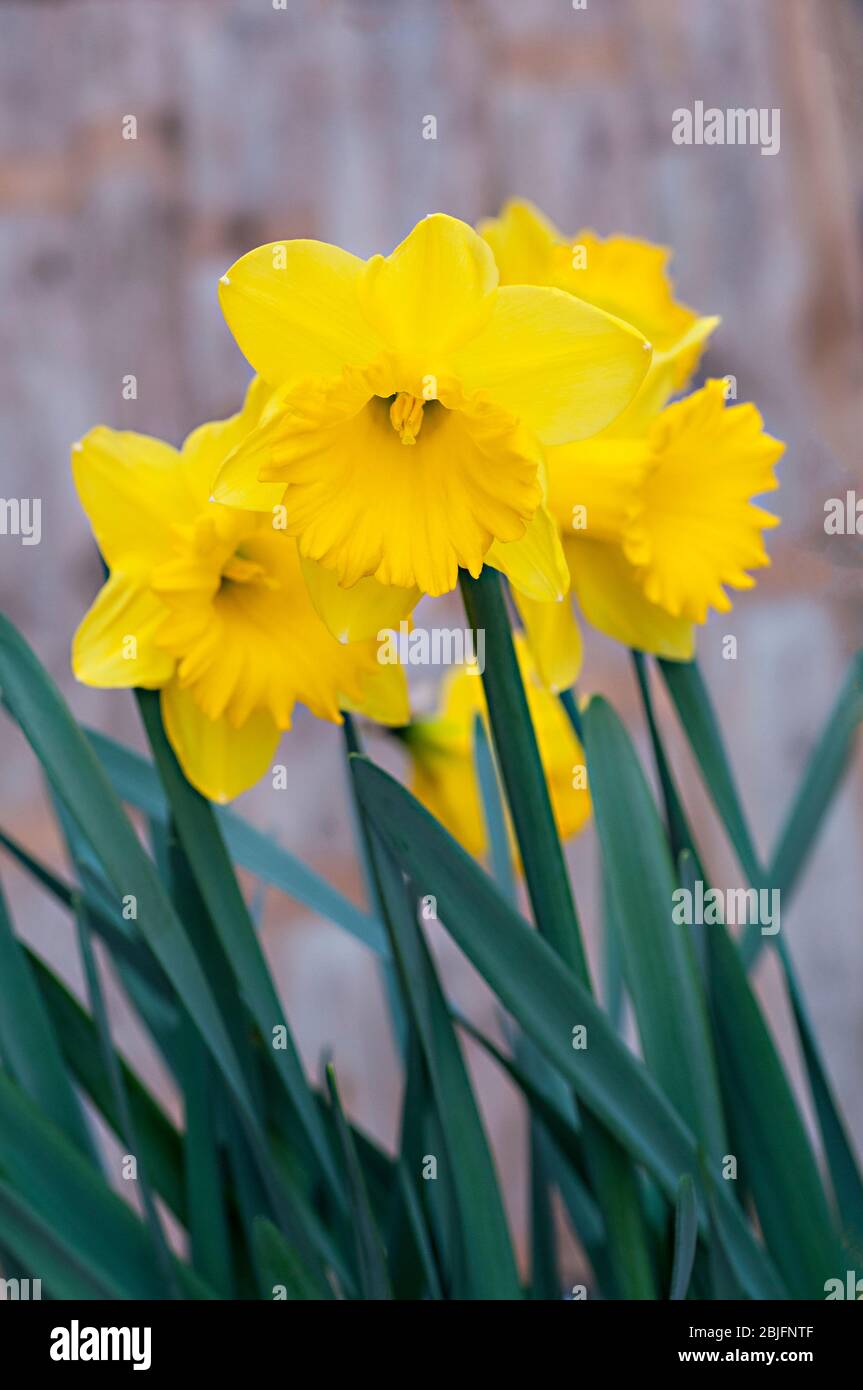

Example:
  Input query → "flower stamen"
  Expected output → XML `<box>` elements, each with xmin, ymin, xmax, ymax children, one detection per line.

<box><xmin>389</xmin><ymin>392</ymin><xmax>425</xmax><ymax>446</ymax></box>
<box><xmin>220</xmin><ymin>552</ymin><xmax>276</xmax><ymax>589</ymax></box>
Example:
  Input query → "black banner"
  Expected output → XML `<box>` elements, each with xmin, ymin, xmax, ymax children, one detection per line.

<box><xmin>0</xmin><ymin>1298</ymin><xmax>857</xmax><ymax>1374</ymax></box>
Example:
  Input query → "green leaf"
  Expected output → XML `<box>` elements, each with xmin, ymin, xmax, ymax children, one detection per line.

<box><xmin>541</xmin><ymin>1136</ymin><xmax>608</xmax><ymax>1289</ymax></box>
<box><xmin>0</xmin><ymin>875</ymin><xmax>95</xmax><ymax>1159</ymax></box>
<box><xmin>365</xmin><ymin>823</ymin><xmax>522</xmax><ymax>1299</ymax></box>
<box><xmin>528</xmin><ymin>1122</ymin><xmax>560</xmax><ymax>1299</ymax></box>
<box><xmin>632</xmin><ymin>652</ymin><xmax>694</xmax><ymax>862</ymax></box>
<box><xmin>601</xmin><ymin>864</ymin><xmax>626</xmax><ymax>1031</ymax></box>
<box><xmin>0</xmin><ymin>614</ymin><xmax>256</xmax><ymax>1134</ymax></box>
<box><xmin>657</xmin><ymin>658</ymin><xmax>763</xmax><ymax>886</ymax></box>
<box><xmin>778</xmin><ymin>945</ymin><xmax>863</xmax><ymax>1256</ymax></box>
<box><xmin>475</xmin><ymin>715</ymin><xmax>560</xmax><ymax>1297</ymax></box>
<box><xmin>73</xmin><ymin>894</ymin><xmax>180</xmax><ymax>1298</ymax></box>
<box><xmin>0</xmin><ymin>826</ymin><xmax>79</xmax><ymax>911</ymax></box>
<box><xmin>769</xmin><ymin>650</ymin><xmax>863</xmax><ymax>900</ymax></box>
<box><xmin>253</xmin><ymin>1217</ymin><xmax>331</xmax><ymax>1301</ymax></box>
<box><xmin>86</xmin><ymin>725</ymin><xmax>388</xmax><ymax>958</ymax></box>
<box><xmin>456</xmin><ymin>1010</ymin><xmax>617</xmax><ymax>1292</ymax></box>
<box><xmin>351</xmin><ymin>754</ymin><xmax>786</xmax><ymax>1300</ymax></box>
<box><xmin>387</xmin><ymin>1028</ymin><xmax>443</xmax><ymax>1299</ymax></box>
<box><xmin>461</xmin><ymin>570</ymin><xmax>656</xmax><ymax>1298</ymax></box>
<box><xmin>459</xmin><ymin>569</ymin><xmax>585</xmax><ymax>973</ymax></box>
<box><xmin>393</xmin><ymin>1162</ymin><xmax>444</xmax><ymax>1300</ymax></box>
<box><xmin>670</xmin><ymin>1175</ymin><xmax>698</xmax><ymax>1300</ymax></box>
<box><xmin>136</xmin><ymin>690</ymin><xmax>341</xmax><ymax>1207</ymax></box>
<box><xmin>654</xmin><ymin>651</ymin><xmax>863</xmax><ymax>1257</ymax></box>
<box><xmin>0</xmin><ymin>1182</ymin><xmax>117</xmax><ymax>1300</ymax></box>
<box><xmin>49</xmin><ymin>784</ymin><xmax>184</xmax><ymax>1296</ymax></box>
<box><xmin>178</xmin><ymin>1031</ymin><xmax>235</xmax><ymax>1297</ymax></box>
<box><xmin>341</xmin><ymin>715</ymin><xmax>407</xmax><ymax>1061</ymax></box>
<box><xmin>583</xmin><ymin>696</ymin><xmax>726</xmax><ymax>1160</ymax></box>
<box><xmin>473</xmin><ymin>714</ymin><xmax>516</xmax><ymax>902</ymax></box>
<box><xmin>26</xmin><ymin>949</ymin><xmax>185</xmax><ymax>1222</ymax></box>
<box><xmin>325</xmin><ymin>1063</ymin><xmax>392</xmax><ymax>1300</ymax></box>
<box><xmin>706</xmin><ymin>922</ymin><xmax>843</xmax><ymax>1296</ymax></box>
<box><xmin>0</xmin><ymin>1070</ymin><xmax>211</xmax><ymax>1299</ymax></box>
<box><xmin>227</xmin><ymin>1104</ymin><xmax>340</xmax><ymax>1299</ymax></box>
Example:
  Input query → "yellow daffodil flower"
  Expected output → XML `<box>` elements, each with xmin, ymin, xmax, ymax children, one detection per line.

<box><xmin>210</xmin><ymin>213</ymin><xmax>652</xmax><ymax>641</ymax></box>
<box><xmin>479</xmin><ymin>198</ymin><xmax>719</xmax><ymax>428</ymax></box>
<box><xmin>71</xmin><ymin>379</ymin><xmax>408</xmax><ymax>803</ymax></box>
<box><xmin>478</xmin><ymin>201</ymin><xmax>782</xmax><ymax>687</ymax></box>
<box><xmin>403</xmin><ymin>636</ymin><xmax>590</xmax><ymax>860</ymax></box>
<box><xmin>543</xmin><ymin>380</ymin><xmax>783</xmax><ymax>673</ymax></box>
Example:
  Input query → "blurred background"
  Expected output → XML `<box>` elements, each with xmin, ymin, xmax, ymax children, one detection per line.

<box><xmin>1</xmin><ymin>0</ymin><xmax>862</xmax><ymax>1274</ymax></box>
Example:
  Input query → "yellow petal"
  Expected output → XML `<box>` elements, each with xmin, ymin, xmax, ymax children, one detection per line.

<box><xmin>406</xmin><ymin>634</ymin><xmax>590</xmax><ymax>859</ymax></box>
<box><xmin>604</xmin><ymin>314</ymin><xmax>720</xmax><ymax>437</ymax></box>
<box><xmin>453</xmin><ymin>285</ymin><xmax>651</xmax><ymax>445</ymax></box>
<box><xmin>300</xmin><ymin>555</ymin><xmax>419</xmax><ymax>644</ymax></box>
<box><xmin>180</xmin><ymin>374</ymin><xmax>274</xmax><ymax>504</ymax></box>
<box><xmin>211</xmin><ymin>394</ymin><xmax>290</xmax><ymax>513</ymax></box>
<box><xmin>73</xmin><ymin>574</ymin><xmax>174</xmax><ymax>689</ymax></box>
<box><xmin>410</xmin><ymin>736</ymin><xmax>488</xmax><ymax>859</ymax></box>
<box><xmin>360</xmin><ymin>213</ymin><xmax>498</xmax><ymax>361</ymax></box>
<box><xmin>161</xmin><ymin>526</ymin><xmax>385</xmax><ymax>729</ymax></box>
<box><xmin>485</xmin><ymin>500</ymin><xmax>569</xmax><ymax>601</ymax></box>
<box><xmin>218</xmin><ymin>239</ymin><xmax>382</xmax><ymax>387</ymax></box>
<box><xmin>625</xmin><ymin>381</ymin><xmax>783</xmax><ymax>622</ymax></box>
<box><xmin>406</xmin><ymin>663</ymin><xmax>489</xmax><ymax>857</ymax></box>
<box><xmin>481</xmin><ymin>211</ymin><xmax>718</xmax><ymax>432</ymax></box>
<box><xmin>528</xmin><ymin>671</ymin><xmax>591</xmax><ymax>842</ymax></box>
<box><xmin>71</xmin><ymin>428</ymin><xmax>193</xmax><ymax>575</ymax></box>
<box><xmin>477</xmin><ymin>198</ymin><xmax>560</xmax><ymax>286</ymax></box>
<box><xmin>161</xmin><ymin>679</ymin><xmax>280</xmax><ymax>803</ymax></box>
<box><xmin>547</xmin><ymin>231</ymin><xmax>701</xmax><ymax>356</ymax></box>
<box><xmin>516</xmin><ymin>632</ymin><xmax>590</xmax><ymax>840</ymax></box>
<box><xmin>568</xmin><ymin>537</ymin><xmax>695</xmax><ymax>659</ymax></box>
<box><xmin>514</xmin><ymin>589</ymin><xmax>583</xmax><ymax>692</ymax></box>
<box><xmin>546</xmin><ymin>436</ymin><xmax>653</xmax><ymax>540</ymax></box>
<box><xmin>341</xmin><ymin>660</ymin><xmax>410</xmax><ymax>727</ymax></box>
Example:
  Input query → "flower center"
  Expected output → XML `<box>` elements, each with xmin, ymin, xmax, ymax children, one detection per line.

<box><xmin>219</xmin><ymin>545</ymin><xmax>277</xmax><ymax>591</ymax></box>
<box><xmin>389</xmin><ymin>392</ymin><xmax>425</xmax><ymax>446</ymax></box>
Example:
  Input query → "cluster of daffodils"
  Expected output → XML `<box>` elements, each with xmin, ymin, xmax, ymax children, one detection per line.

<box><xmin>73</xmin><ymin>200</ymin><xmax>782</xmax><ymax>852</ymax></box>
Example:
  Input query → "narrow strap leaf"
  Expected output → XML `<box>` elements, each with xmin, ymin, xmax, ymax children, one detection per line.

<box><xmin>325</xmin><ymin>1063</ymin><xmax>392</xmax><ymax>1300</ymax></box>
<box><xmin>670</xmin><ymin>1174</ymin><xmax>698</xmax><ymax>1300</ymax></box>
<box><xmin>0</xmin><ymin>875</ymin><xmax>95</xmax><ymax>1161</ymax></box>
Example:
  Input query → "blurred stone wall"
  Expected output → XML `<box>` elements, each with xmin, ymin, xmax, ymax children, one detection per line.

<box><xmin>1</xmin><ymin>0</ymin><xmax>862</xmax><ymax>1267</ymax></box>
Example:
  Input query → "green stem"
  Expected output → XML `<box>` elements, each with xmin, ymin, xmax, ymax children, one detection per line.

<box><xmin>631</xmin><ymin>651</ymin><xmax>694</xmax><ymax>863</ymax></box>
<box><xmin>459</xmin><ymin>568</ymin><xmax>586</xmax><ymax>977</ymax></box>
<box><xmin>460</xmin><ymin>569</ymin><xmax>657</xmax><ymax>1298</ymax></box>
<box><xmin>342</xmin><ymin>714</ymin><xmax>408</xmax><ymax>1058</ymax></box>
